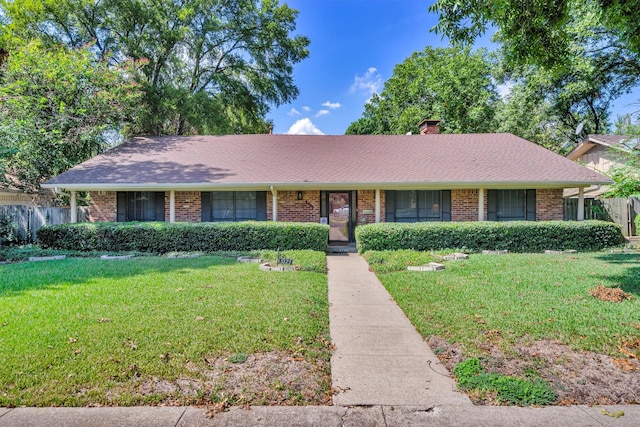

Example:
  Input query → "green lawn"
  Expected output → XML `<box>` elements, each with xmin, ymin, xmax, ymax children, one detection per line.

<box><xmin>365</xmin><ymin>251</ymin><xmax>640</xmax><ymax>358</ymax></box>
<box><xmin>0</xmin><ymin>253</ymin><xmax>329</xmax><ymax>406</ymax></box>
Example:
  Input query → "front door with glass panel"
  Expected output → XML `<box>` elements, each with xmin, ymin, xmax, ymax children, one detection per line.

<box><xmin>328</xmin><ymin>192</ymin><xmax>350</xmax><ymax>242</ymax></box>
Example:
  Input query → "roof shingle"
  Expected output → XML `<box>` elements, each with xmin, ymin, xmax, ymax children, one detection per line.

<box><xmin>43</xmin><ymin>133</ymin><xmax>611</xmax><ymax>190</ymax></box>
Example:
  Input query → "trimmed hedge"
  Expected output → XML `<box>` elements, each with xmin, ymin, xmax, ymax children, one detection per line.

<box><xmin>355</xmin><ymin>220</ymin><xmax>624</xmax><ymax>253</ymax></box>
<box><xmin>36</xmin><ymin>221</ymin><xmax>329</xmax><ymax>253</ymax></box>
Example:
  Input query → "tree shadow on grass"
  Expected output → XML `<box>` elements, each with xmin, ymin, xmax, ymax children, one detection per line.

<box><xmin>593</xmin><ymin>253</ymin><xmax>640</xmax><ymax>296</ymax></box>
<box><xmin>0</xmin><ymin>255</ymin><xmax>240</xmax><ymax>297</ymax></box>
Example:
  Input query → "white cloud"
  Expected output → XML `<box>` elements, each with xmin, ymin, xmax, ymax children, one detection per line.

<box><xmin>350</xmin><ymin>67</ymin><xmax>383</xmax><ymax>98</ymax></box>
<box><xmin>315</xmin><ymin>109</ymin><xmax>330</xmax><ymax>117</ymax></box>
<box><xmin>286</xmin><ymin>118</ymin><xmax>325</xmax><ymax>135</ymax></box>
<box><xmin>287</xmin><ymin>107</ymin><xmax>300</xmax><ymax>116</ymax></box>
<box><xmin>322</xmin><ymin>101</ymin><xmax>342</xmax><ymax>109</ymax></box>
<box><xmin>301</xmin><ymin>106</ymin><xmax>311</xmax><ymax>112</ymax></box>
<box><xmin>497</xmin><ymin>81</ymin><xmax>515</xmax><ymax>99</ymax></box>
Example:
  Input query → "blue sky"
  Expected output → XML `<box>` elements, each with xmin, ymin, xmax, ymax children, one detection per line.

<box><xmin>267</xmin><ymin>0</ymin><xmax>640</xmax><ymax>135</ymax></box>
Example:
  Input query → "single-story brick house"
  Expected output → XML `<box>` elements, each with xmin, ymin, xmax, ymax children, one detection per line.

<box><xmin>42</xmin><ymin>123</ymin><xmax>611</xmax><ymax>243</ymax></box>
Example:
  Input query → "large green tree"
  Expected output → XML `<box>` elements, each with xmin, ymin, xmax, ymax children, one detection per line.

<box><xmin>431</xmin><ymin>1</ymin><xmax>640</xmax><ymax>148</ymax></box>
<box><xmin>430</xmin><ymin>0</ymin><xmax>640</xmax><ymax>68</ymax></box>
<box><xmin>1</xmin><ymin>0</ymin><xmax>310</xmax><ymax>135</ymax></box>
<box><xmin>0</xmin><ymin>42</ymin><xmax>142</xmax><ymax>192</ymax></box>
<box><xmin>346</xmin><ymin>46</ymin><xmax>499</xmax><ymax>135</ymax></box>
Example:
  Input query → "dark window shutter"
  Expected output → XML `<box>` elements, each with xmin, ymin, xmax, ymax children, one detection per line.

<box><xmin>441</xmin><ymin>190</ymin><xmax>451</xmax><ymax>221</ymax></box>
<box><xmin>201</xmin><ymin>192</ymin><xmax>212</xmax><ymax>222</ymax></box>
<box><xmin>256</xmin><ymin>191</ymin><xmax>267</xmax><ymax>221</ymax></box>
<box><xmin>526</xmin><ymin>189</ymin><xmax>536</xmax><ymax>221</ymax></box>
<box><xmin>487</xmin><ymin>190</ymin><xmax>498</xmax><ymax>221</ymax></box>
<box><xmin>155</xmin><ymin>192</ymin><xmax>166</xmax><ymax>221</ymax></box>
<box><xmin>320</xmin><ymin>191</ymin><xmax>327</xmax><ymax>218</ymax></box>
<box><xmin>385</xmin><ymin>190</ymin><xmax>396</xmax><ymax>222</ymax></box>
<box><xmin>116</xmin><ymin>192</ymin><xmax>127</xmax><ymax>222</ymax></box>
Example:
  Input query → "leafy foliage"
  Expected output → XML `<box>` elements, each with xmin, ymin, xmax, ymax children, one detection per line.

<box><xmin>2</xmin><ymin>0</ymin><xmax>310</xmax><ymax>136</ymax></box>
<box><xmin>36</xmin><ymin>221</ymin><xmax>329</xmax><ymax>253</ymax></box>
<box><xmin>431</xmin><ymin>1</ymin><xmax>640</xmax><ymax>151</ymax></box>
<box><xmin>430</xmin><ymin>0</ymin><xmax>640</xmax><ymax>68</ymax></box>
<box><xmin>346</xmin><ymin>46</ymin><xmax>499</xmax><ymax>135</ymax></box>
<box><xmin>0</xmin><ymin>41</ymin><xmax>142</xmax><ymax>192</ymax></box>
<box><xmin>0</xmin><ymin>214</ymin><xmax>19</xmax><ymax>246</ymax></box>
<box><xmin>355</xmin><ymin>221</ymin><xmax>624</xmax><ymax>253</ymax></box>
<box><xmin>454</xmin><ymin>358</ymin><xmax>556</xmax><ymax>406</ymax></box>
<box><xmin>603</xmin><ymin>165</ymin><xmax>640</xmax><ymax>198</ymax></box>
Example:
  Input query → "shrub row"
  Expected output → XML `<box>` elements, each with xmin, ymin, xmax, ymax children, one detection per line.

<box><xmin>355</xmin><ymin>220</ymin><xmax>624</xmax><ymax>253</ymax></box>
<box><xmin>37</xmin><ymin>221</ymin><xmax>329</xmax><ymax>253</ymax></box>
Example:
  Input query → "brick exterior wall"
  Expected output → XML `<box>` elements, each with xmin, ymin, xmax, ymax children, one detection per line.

<box><xmin>168</xmin><ymin>191</ymin><xmax>201</xmax><ymax>222</ymax></box>
<box><xmin>267</xmin><ymin>190</ymin><xmax>321</xmax><ymax>222</ymax></box>
<box><xmin>358</xmin><ymin>190</ymin><xmax>385</xmax><ymax>225</ymax></box>
<box><xmin>451</xmin><ymin>189</ymin><xmax>480</xmax><ymax>221</ymax></box>
<box><xmin>88</xmin><ymin>188</ymin><xmax>565</xmax><ymax>224</ymax></box>
<box><xmin>89</xmin><ymin>192</ymin><xmax>117</xmax><ymax>222</ymax></box>
<box><xmin>536</xmin><ymin>189</ymin><xmax>564</xmax><ymax>221</ymax></box>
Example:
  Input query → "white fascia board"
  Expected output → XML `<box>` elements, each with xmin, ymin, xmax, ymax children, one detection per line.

<box><xmin>42</xmin><ymin>179</ymin><xmax>613</xmax><ymax>193</ymax></box>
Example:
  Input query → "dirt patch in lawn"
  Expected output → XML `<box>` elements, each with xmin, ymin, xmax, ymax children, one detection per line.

<box><xmin>428</xmin><ymin>336</ymin><xmax>640</xmax><ymax>405</ymax></box>
<box><xmin>105</xmin><ymin>351</ymin><xmax>331</xmax><ymax>406</ymax></box>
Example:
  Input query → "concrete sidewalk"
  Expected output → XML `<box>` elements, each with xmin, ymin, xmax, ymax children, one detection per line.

<box><xmin>2</xmin><ymin>404</ymin><xmax>639</xmax><ymax>426</ymax></box>
<box><xmin>327</xmin><ymin>252</ymin><xmax>470</xmax><ymax>407</ymax></box>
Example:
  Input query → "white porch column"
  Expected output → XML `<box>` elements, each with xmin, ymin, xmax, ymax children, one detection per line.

<box><xmin>577</xmin><ymin>187</ymin><xmax>585</xmax><ymax>221</ymax></box>
<box><xmin>271</xmin><ymin>187</ymin><xmax>278</xmax><ymax>222</ymax></box>
<box><xmin>478</xmin><ymin>188</ymin><xmax>485</xmax><ymax>221</ymax></box>
<box><xmin>169</xmin><ymin>190</ymin><xmax>175</xmax><ymax>223</ymax></box>
<box><xmin>375</xmin><ymin>189</ymin><xmax>381</xmax><ymax>223</ymax></box>
<box><xmin>70</xmin><ymin>191</ymin><xmax>77</xmax><ymax>223</ymax></box>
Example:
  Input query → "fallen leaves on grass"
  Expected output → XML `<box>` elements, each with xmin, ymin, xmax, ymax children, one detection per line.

<box><xmin>97</xmin><ymin>317</ymin><xmax>112</xmax><ymax>323</ymax></box>
<box><xmin>122</xmin><ymin>339</ymin><xmax>138</xmax><ymax>350</ymax></box>
<box><xmin>589</xmin><ymin>286</ymin><xmax>632</xmax><ymax>302</ymax></box>
<box><xmin>204</xmin><ymin>399</ymin><xmax>229</xmax><ymax>418</ymax></box>
<box><xmin>619</xmin><ymin>337</ymin><xmax>640</xmax><ymax>360</ymax></box>
<box><xmin>612</xmin><ymin>358</ymin><xmax>640</xmax><ymax>372</ymax></box>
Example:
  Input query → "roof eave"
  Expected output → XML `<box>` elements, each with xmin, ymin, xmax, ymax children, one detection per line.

<box><xmin>41</xmin><ymin>179</ymin><xmax>614</xmax><ymax>192</ymax></box>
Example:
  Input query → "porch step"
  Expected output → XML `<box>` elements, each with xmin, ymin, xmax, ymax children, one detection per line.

<box><xmin>326</xmin><ymin>244</ymin><xmax>358</xmax><ymax>253</ymax></box>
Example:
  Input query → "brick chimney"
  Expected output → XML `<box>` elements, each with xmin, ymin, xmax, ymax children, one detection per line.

<box><xmin>418</xmin><ymin>119</ymin><xmax>440</xmax><ymax>135</ymax></box>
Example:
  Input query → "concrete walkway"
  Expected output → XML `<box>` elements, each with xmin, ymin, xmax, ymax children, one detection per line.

<box><xmin>2</xmin><ymin>404</ymin><xmax>640</xmax><ymax>426</ymax></box>
<box><xmin>327</xmin><ymin>252</ymin><xmax>470</xmax><ymax>407</ymax></box>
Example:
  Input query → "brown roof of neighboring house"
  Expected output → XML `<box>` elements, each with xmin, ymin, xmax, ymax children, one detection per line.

<box><xmin>42</xmin><ymin>133</ymin><xmax>611</xmax><ymax>191</ymax></box>
<box><xmin>567</xmin><ymin>134</ymin><xmax>640</xmax><ymax>160</ymax></box>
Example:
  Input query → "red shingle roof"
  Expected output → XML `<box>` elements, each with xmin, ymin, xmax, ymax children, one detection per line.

<box><xmin>43</xmin><ymin>133</ymin><xmax>611</xmax><ymax>191</ymax></box>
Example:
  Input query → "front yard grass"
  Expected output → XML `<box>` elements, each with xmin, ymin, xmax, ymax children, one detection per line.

<box><xmin>0</xmin><ymin>253</ymin><xmax>330</xmax><ymax>407</ymax></box>
<box><xmin>365</xmin><ymin>250</ymin><xmax>640</xmax><ymax>404</ymax></box>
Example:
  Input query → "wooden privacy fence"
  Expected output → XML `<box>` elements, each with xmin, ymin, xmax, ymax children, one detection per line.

<box><xmin>565</xmin><ymin>196</ymin><xmax>639</xmax><ymax>236</ymax></box>
<box><xmin>0</xmin><ymin>205</ymin><xmax>88</xmax><ymax>243</ymax></box>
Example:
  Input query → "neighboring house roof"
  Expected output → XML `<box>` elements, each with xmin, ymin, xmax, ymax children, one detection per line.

<box><xmin>42</xmin><ymin>133</ymin><xmax>611</xmax><ymax>191</ymax></box>
<box><xmin>567</xmin><ymin>134</ymin><xmax>640</xmax><ymax>161</ymax></box>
